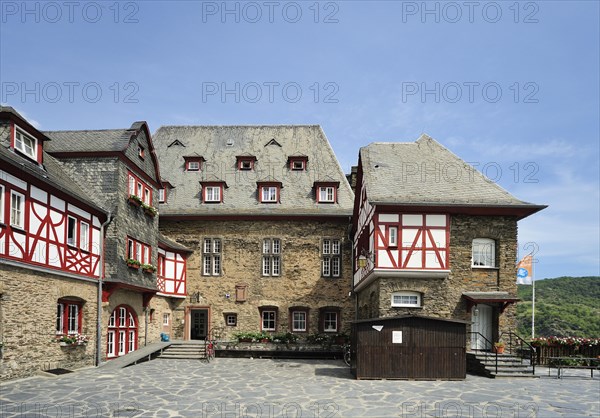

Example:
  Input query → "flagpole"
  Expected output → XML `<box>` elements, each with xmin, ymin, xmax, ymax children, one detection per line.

<box><xmin>531</xmin><ymin>257</ymin><xmax>535</xmax><ymax>339</ymax></box>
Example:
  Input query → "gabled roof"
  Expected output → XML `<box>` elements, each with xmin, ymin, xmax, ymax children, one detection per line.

<box><xmin>152</xmin><ymin>125</ymin><xmax>354</xmax><ymax>217</ymax></box>
<box><xmin>43</xmin><ymin>121</ymin><xmax>162</xmax><ymax>186</ymax></box>
<box><xmin>359</xmin><ymin>135</ymin><xmax>546</xmax><ymax>214</ymax></box>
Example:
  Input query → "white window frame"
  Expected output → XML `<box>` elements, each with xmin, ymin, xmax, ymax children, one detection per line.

<box><xmin>56</xmin><ymin>303</ymin><xmax>64</xmax><ymax>335</ymax></box>
<box><xmin>0</xmin><ymin>185</ymin><xmax>4</xmax><ymax>224</ymax></box>
<box><xmin>159</xmin><ymin>188</ymin><xmax>166</xmax><ymax>203</ymax></box>
<box><xmin>67</xmin><ymin>216</ymin><xmax>77</xmax><ymax>247</ymax></box>
<box><xmin>204</xmin><ymin>186</ymin><xmax>221</xmax><ymax>203</ymax></box>
<box><xmin>319</xmin><ymin>186</ymin><xmax>335</xmax><ymax>203</ymax></box>
<box><xmin>472</xmin><ymin>238</ymin><xmax>496</xmax><ymax>268</ymax></box>
<box><xmin>107</xmin><ymin>331</ymin><xmax>116</xmax><ymax>357</ymax></box>
<box><xmin>226</xmin><ymin>314</ymin><xmax>237</xmax><ymax>326</ymax></box>
<box><xmin>10</xmin><ymin>190</ymin><xmax>25</xmax><ymax>229</ymax></box>
<box><xmin>292</xmin><ymin>311</ymin><xmax>307</xmax><ymax>332</ymax></box>
<box><xmin>291</xmin><ymin>160</ymin><xmax>305</xmax><ymax>171</ymax></box>
<box><xmin>187</xmin><ymin>161</ymin><xmax>200</xmax><ymax>171</ymax></box>
<box><xmin>202</xmin><ymin>238</ymin><xmax>222</xmax><ymax>276</ymax></box>
<box><xmin>262</xmin><ymin>238</ymin><xmax>281</xmax><ymax>276</ymax></box>
<box><xmin>391</xmin><ymin>291</ymin><xmax>422</xmax><ymax>307</ymax></box>
<box><xmin>322</xmin><ymin>239</ymin><xmax>341</xmax><ymax>278</ymax></box>
<box><xmin>261</xmin><ymin>186</ymin><xmax>278</xmax><ymax>202</ymax></box>
<box><xmin>389</xmin><ymin>226</ymin><xmax>398</xmax><ymax>247</ymax></box>
<box><xmin>80</xmin><ymin>221</ymin><xmax>89</xmax><ymax>251</ymax></box>
<box><xmin>15</xmin><ymin>127</ymin><xmax>37</xmax><ymax>160</ymax></box>
<box><xmin>323</xmin><ymin>312</ymin><xmax>338</xmax><ymax>333</ymax></box>
<box><xmin>261</xmin><ymin>310</ymin><xmax>276</xmax><ymax>331</ymax></box>
<box><xmin>162</xmin><ymin>313</ymin><xmax>170</xmax><ymax>326</ymax></box>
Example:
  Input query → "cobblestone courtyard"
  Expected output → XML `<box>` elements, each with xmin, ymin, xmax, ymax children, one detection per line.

<box><xmin>0</xmin><ymin>358</ymin><xmax>598</xmax><ymax>417</ymax></box>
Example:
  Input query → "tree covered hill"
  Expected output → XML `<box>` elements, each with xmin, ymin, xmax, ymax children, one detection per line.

<box><xmin>516</xmin><ymin>276</ymin><xmax>600</xmax><ymax>338</ymax></box>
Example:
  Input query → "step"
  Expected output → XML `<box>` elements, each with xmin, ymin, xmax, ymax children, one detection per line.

<box><xmin>492</xmin><ymin>372</ymin><xmax>539</xmax><ymax>378</ymax></box>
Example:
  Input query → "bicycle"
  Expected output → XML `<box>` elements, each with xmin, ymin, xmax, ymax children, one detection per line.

<box><xmin>342</xmin><ymin>343</ymin><xmax>351</xmax><ymax>367</ymax></box>
<box><xmin>205</xmin><ymin>326</ymin><xmax>223</xmax><ymax>363</ymax></box>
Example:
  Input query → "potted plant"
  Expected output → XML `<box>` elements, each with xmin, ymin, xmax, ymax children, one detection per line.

<box><xmin>258</xmin><ymin>332</ymin><xmax>272</xmax><ymax>343</ymax></box>
<box><xmin>494</xmin><ymin>341</ymin><xmax>505</xmax><ymax>354</ymax></box>
<box><xmin>142</xmin><ymin>203</ymin><xmax>158</xmax><ymax>218</ymax></box>
<box><xmin>127</xmin><ymin>194</ymin><xmax>143</xmax><ymax>207</ymax></box>
<box><xmin>141</xmin><ymin>263</ymin><xmax>156</xmax><ymax>273</ymax></box>
<box><xmin>56</xmin><ymin>334</ymin><xmax>88</xmax><ymax>346</ymax></box>
<box><xmin>235</xmin><ymin>332</ymin><xmax>254</xmax><ymax>343</ymax></box>
<box><xmin>126</xmin><ymin>258</ymin><xmax>141</xmax><ymax>269</ymax></box>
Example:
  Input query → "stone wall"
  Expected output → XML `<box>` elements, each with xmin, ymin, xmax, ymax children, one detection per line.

<box><xmin>0</xmin><ymin>264</ymin><xmax>98</xmax><ymax>381</ymax></box>
<box><xmin>356</xmin><ymin>215</ymin><xmax>519</xmax><ymax>337</ymax></box>
<box><xmin>159</xmin><ymin>219</ymin><xmax>354</xmax><ymax>340</ymax></box>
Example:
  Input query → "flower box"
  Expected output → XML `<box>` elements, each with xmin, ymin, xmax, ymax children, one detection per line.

<box><xmin>127</xmin><ymin>195</ymin><xmax>143</xmax><ymax>207</ymax></box>
<box><xmin>142</xmin><ymin>264</ymin><xmax>156</xmax><ymax>274</ymax></box>
<box><xmin>142</xmin><ymin>204</ymin><xmax>158</xmax><ymax>218</ymax></box>
<box><xmin>126</xmin><ymin>259</ymin><xmax>141</xmax><ymax>269</ymax></box>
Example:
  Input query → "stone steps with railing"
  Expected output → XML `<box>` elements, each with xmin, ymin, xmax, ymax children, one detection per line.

<box><xmin>157</xmin><ymin>343</ymin><xmax>207</xmax><ymax>360</ymax></box>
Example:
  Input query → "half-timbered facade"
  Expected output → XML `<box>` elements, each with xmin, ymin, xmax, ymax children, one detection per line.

<box><xmin>154</xmin><ymin>126</ymin><xmax>355</xmax><ymax>341</ymax></box>
<box><xmin>0</xmin><ymin>107</ymin><xmax>109</xmax><ymax>380</ymax></box>
<box><xmin>352</xmin><ymin>135</ymin><xmax>545</xmax><ymax>348</ymax></box>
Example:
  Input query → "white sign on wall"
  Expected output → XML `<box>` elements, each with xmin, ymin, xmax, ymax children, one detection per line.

<box><xmin>392</xmin><ymin>331</ymin><xmax>403</xmax><ymax>344</ymax></box>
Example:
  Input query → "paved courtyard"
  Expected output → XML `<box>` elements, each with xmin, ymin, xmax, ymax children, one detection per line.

<box><xmin>0</xmin><ymin>358</ymin><xmax>598</xmax><ymax>417</ymax></box>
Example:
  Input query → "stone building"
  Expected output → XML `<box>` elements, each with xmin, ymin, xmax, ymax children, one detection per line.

<box><xmin>153</xmin><ymin>126</ymin><xmax>355</xmax><ymax>340</ymax></box>
<box><xmin>351</xmin><ymin>135</ymin><xmax>546</xmax><ymax>349</ymax></box>
<box><xmin>0</xmin><ymin>107</ymin><xmax>109</xmax><ymax>380</ymax></box>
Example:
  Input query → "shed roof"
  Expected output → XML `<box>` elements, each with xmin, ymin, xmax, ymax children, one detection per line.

<box><xmin>352</xmin><ymin>314</ymin><xmax>469</xmax><ymax>325</ymax></box>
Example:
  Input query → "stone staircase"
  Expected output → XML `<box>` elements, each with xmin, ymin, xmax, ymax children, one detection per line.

<box><xmin>157</xmin><ymin>343</ymin><xmax>207</xmax><ymax>360</ymax></box>
<box><xmin>467</xmin><ymin>352</ymin><xmax>537</xmax><ymax>378</ymax></box>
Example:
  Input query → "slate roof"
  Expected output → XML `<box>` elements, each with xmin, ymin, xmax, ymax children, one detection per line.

<box><xmin>158</xmin><ymin>233</ymin><xmax>194</xmax><ymax>254</ymax></box>
<box><xmin>0</xmin><ymin>107</ymin><xmax>107</xmax><ymax>214</ymax></box>
<box><xmin>360</xmin><ymin>135</ymin><xmax>544</xmax><ymax>209</ymax></box>
<box><xmin>152</xmin><ymin>125</ymin><xmax>354</xmax><ymax>217</ymax></box>
<box><xmin>44</xmin><ymin>127</ymin><xmax>141</xmax><ymax>153</ymax></box>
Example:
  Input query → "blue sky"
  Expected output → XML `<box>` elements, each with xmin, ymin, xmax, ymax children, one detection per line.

<box><xmin>1</xmin><ymin>0</ymin><xmax>598</xmax><ymax>279</ymax></box>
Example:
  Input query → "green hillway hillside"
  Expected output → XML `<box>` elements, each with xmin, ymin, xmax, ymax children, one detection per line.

<box><xmin>516</xmin><ymin>276</ymin><xmax>600</xmax><ymax>338</ymax></box>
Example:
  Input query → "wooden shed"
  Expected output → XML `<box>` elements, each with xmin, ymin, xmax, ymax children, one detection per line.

<box><xmin>351</xmin><ymin>315</ymin><xmax>467</xmax><ymax>380</ymax></box>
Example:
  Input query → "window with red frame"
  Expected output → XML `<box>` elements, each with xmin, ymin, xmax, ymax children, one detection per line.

<box><xmin>107</xmin><ymin>305</ymin><xmax>138</xmax><ymax>358</ymax></box>
<box><xmin>127</xmin><ymin>237</ymin><xmax>151</xmax><ymax>265</ymax></box>
<box><xmin>316</xmin><ymin>185</ymin><xmax>337</xmax><ymax>203</ymax></box>
<box><xmin>56</xmin><ymin>299</ymin><xmax>82</xmax><ymax>335</ymax></box>
<box><xmin>128</xmin><ymin>172</ymin><xmax>152</xmax><ymax>204</ymax></box>
<box><xmin>184</xmin><ymin>157</ymin><xmax>204</xmax><ymax>171</ymax></box>
<box><xmin>288</xmin><ymin>156</ymin><xmax>308</xmax><ymax>171</ymax></box>
<box><xmin>237</xmin><ymin>157</ymin><xmax>256</xmax><ymax>171</ymax></box>
<box><xmin>259</xmin><ymin>184</ymin><xmax>280</xmax><ymax>203</ymax></box>
<box><xmin>203</xmin><ymin>184</ymin><xmax>223</xmax><ymax>203</ymax></box>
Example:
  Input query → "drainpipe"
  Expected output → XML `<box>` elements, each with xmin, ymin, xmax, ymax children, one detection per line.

<box><xmin>96</xmin><ymin>211</ymin><xmax>114</xmax><ymax>366</ymax></box>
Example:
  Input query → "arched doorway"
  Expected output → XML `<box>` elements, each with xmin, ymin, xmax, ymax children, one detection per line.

<box><xmin>107</xmin><ymin>305</ymin><xmax>138</xmax><ymax>358</ymax></box>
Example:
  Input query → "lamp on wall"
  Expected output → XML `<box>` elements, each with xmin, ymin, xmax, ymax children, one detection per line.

<box><xmin>357</xmin><ymin>249</ymin><xmax>373</xmax><ymax>269</ymax></box>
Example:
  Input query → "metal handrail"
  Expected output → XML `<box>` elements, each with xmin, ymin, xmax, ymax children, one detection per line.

<box><xmin>468</xmin><ymin>331</ymin><xmax>499</xmax><ymax>374</ymax></box>
<box><xmin>499</xmin><ymin>330</ymin><xmax>537</xmax><ymax>374</ymax></box>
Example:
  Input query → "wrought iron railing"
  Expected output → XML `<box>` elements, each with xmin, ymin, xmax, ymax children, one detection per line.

<box><xmin>499</xmin><ymin>330</ymin><xmax>537</xmax><ymax>374</ymax></box>
<box><xmin>468</xmin><ymin>331</ymin><xmax>499</xmax><ymax>374</ymax></box>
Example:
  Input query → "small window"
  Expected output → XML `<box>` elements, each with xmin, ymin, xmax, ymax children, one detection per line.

<box><xmin>391</xmin><ymin>291</ymin><xmax>421</xmax><ymax>307</ymax></box>
<box><xmin>15</xmin><ymin>128</ymin><xmax>37</xmax><ymax>160</ymax></box>
<box><xmin>319</xmin><ymin>187</ymin><xmax>335</xmax><ymax>203</ymax></box>
<box><xmin>163</xmin><ymin>313</ymin><xmax>170</xmax><ymax>326</ymax></box>
<box><xmin>159</xmin><ymin>189</ymin><xmax>166</xmax><ymax>203</ymax></box>
<box><xmin>226</xmin><ymin>314</ymin><xmax>237</xmax><ymax>326</ymax></box>
<box><xmin>80</xmin><ymin>221</ymin><xmax>89</xmax><ymax>252</ymax></box>
<box><xmin>138</xmin><ymin>145</ymin><xmax>145</xmax><ymax>159</ymax></box>
<box><xmin>472</xmin><ymin>238</ymin><xmax>496</xmax><ymax>268</ymax></box>
<box><xmin>261</xmin><ymin>186</ymin><xmax>278</xmax><ymax>203</ymax></box>
<box><xmin>292</xmin><ymin>311</ymin><xmax>307</xmax><ymax>332</ymax></box>
<box><xmin>10</xmin><ymin>191</ymin><xmax>25</xmax><ymax>229</ymax></box>
<box><xmin>0</xmin><ymin>185</ymin><xmax>4</xmax><ymax>224</ymax></box>
<box><xmin>202</xmin><ymin>238</ymin><xmax>222</xmax><ymax>276</ymax></box>
<box><xmin>56</xmin><ymin>299</ymin><xmax>82</xmax><ymax>335</ymax></box>
<box><xmin>292</xmin><ymin>160</ymin><xmax>305</xmax><ymax>171</ymax></box>
<box><xmin>204</xmin><ymin>186</ymin><xmax>221</xmax><ymax>203</ymax></box>
<box><xmin>67</xmin><ymin>216</ymin><xmax>77</xmax><ymax>247</ymax></box>
<box><xmin>323</xmin><ymin>312</ymin><xmax>338</xmax><ymax>333</ymax></box>
<box><xmin>389</xmin><ymin>226</ymin><xmax>398</xmax><ymax>247</ymax></box>
<box><xmin>261</xmin><ymin>310</ymin><xmax>276</xmax><ymax>331</ymax></box>
<box><xmin>239</xmin><ymin>160</ymin><xmax>253</xmax><ymax>170</ymax></box>
<box><xmin>187</xmin><ymin>161</ymin><xmax>200</xmax><ymax>171</ymax></box>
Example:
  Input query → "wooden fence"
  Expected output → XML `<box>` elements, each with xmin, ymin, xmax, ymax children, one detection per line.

<box><xmin>534</xmin><ymin>345</ymin><xmax>600</xmax><ymax>365</ymax></box>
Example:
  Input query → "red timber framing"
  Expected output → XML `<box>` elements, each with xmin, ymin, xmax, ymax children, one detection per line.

<box><xmin>374</xmin><ymin>213</ymin><xmax>449</xmax><ymax>270</ymax></box>
<box><xmin>157</xmin><ymin>247</ymin><xmax>187</xmax><ymax>297</ymax></box>
<box><xmin>0</xmin><ymin>168</ymin><xmax>103</xmax><ymax>278</ymax></box>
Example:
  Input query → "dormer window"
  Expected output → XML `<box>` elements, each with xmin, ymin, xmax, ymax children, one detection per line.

<box><xmin>137</xmin><ymin>144</ymin><xmax>145</xmax><ymax>159</ymax></box>
<box><xmin>257</xmin><ymin>181</ymin><xmax>282</xmax><ymax>203</ymax></box>
<box><xmin>201</xmin><ymin>181</ymin><xmax>227</xmax><ymax>204</ymax></box>
<box><xmin>14</xmin><ymin>127</ymin><xmax>37</xmax><ymax>161</ymax></box>
<box><xmin>288</xmin><ymin>156</ymin><xmax>308</xmax><ymax>171</ymax></box>
<box><xmin>184</xmin><ymin>156</ymin><xmax>205</xmax><ymax>171</ymax></box>
<box><xmin>159</xmin><ymin>189</ymin><xmax>166</xmax><ymax>203</ymax></box>
<box><xmin>314</xmin><ymin>181</ymin><xmax>339</xmax><ymax>204</ymax></box>
<box><xmin>237</xmin><ymin>155</ymin><xmax>257</xmax><ymax>171</ymax></box>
